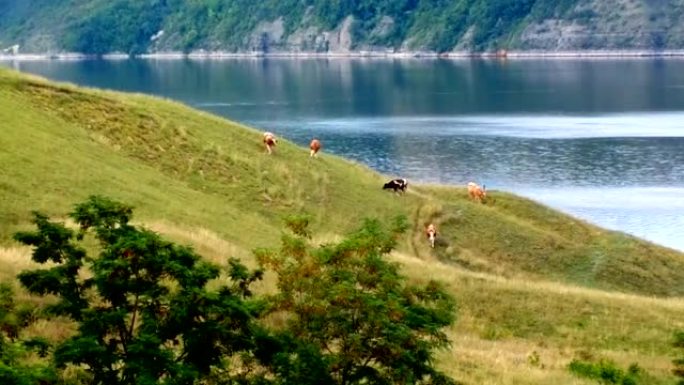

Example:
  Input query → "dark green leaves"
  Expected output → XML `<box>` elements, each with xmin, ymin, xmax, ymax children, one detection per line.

<box><xmin>14</xmin><ymin>212</ymin><xmax>85</xmax><ymax>264</ymax></box>
<box><xmin>15</xmin><ymin>196</ymin><xmax>263</xmax><ymax>385</ymax></box>
<box><xmin>259</xmin><ymin>215</ymin><xmax>457</xmax><ymax>385</ymax></box>
<box><xmin>12</xmin><ymin>196</ymin><xmax>458</xmax><ymax>384</ymax></box>
<box><xmin>15</xmin><ymin>212</ymin><xmax>89</xmax><ymax>319</ymax></box>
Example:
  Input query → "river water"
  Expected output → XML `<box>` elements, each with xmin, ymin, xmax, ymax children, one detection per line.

<box><xmin>3</xmin><ymin>58</ymin><xmax>683</xmax><ymax>250</ymax></box>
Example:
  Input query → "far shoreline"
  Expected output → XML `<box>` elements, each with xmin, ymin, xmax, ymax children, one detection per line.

<box><xmin>3</xmin><ymin>49</ymin><xmax>684</xmax><ymax>61</ymax></box>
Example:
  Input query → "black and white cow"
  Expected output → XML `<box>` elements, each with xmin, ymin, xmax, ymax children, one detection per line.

<box><xmin>383</xmin><ymin>178</ymin><xmax>408</xmax><ymax>194</ymax></box>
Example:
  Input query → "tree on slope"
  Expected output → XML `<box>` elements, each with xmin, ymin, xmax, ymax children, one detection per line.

<box><xmin>254</xmin><ymin>215</ymin><xmax>458</xmax><ymax>385</ymax></box>
<box><xmin>12</xmin><ymin>197</ymin><xmax>458</xmax><ymax>384</ymax></box>
<box><xmin>14</xmin><ymin>196</ymin><xmax>264</xmax><ymax>385</ymax></box>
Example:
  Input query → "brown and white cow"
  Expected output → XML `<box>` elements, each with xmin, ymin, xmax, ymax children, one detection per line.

<box><xmin>467</xmin><ymin>182</ymin><xmax>487</xmax><ymax>203</ymax></box>
<box><xmin>426</xmin><ymin>224</ymin><xmax>437</xmax><ymax>248</ymax></box>
<box><xmin>263</xmin><ymin>132</ymin><xmax>278</xmax><ymax>154</ymax></box>
<box><xmin>310</xmin><ymin>138</ymin><xmax>322</xmax><ymax>157</ymax></box>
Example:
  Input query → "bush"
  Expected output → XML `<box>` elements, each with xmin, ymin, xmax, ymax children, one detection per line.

<box><xmin>568</xmin><ymin>359</ymin><xmax>643</xmax><ymax>385</ymax></box>
<box><xmin>14</xmin><ymin>196</ymin><xmax>264</xmax><ymax>385</ymax></box>
<box><xmin>255</xmin><ymin>215</ymin><xmax>458</xmax><ymax>384</ymax></box>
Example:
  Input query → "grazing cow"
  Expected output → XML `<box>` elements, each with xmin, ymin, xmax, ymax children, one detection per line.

<box><xmin>310</xmin><ymin>138</ymin><xmax>322</xmax><ymax>157</ymax></box>
<box><xmin>467</xmin><ymin>182</ymin><xmax>487</xmax><ymax>203</ymax></box>
<box><xmin>263</xmin><ymin>132</ymin><xmax>278</xmax><ymax>154</ymax></box>
<box><xmin>383</xmin><ymin>178</ymin><xmax>408</xmax><ymax>194</ymax></box>
<box><xmin>426</xmin><ymin>224</ymin><xmax>437</xmax><ymax>248</ymax></box>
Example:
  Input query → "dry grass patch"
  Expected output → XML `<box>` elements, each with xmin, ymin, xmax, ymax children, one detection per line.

<box><xmin>392</xmin><ymin>251</ymin><xmax>683</xmax><ymax>383</ymax></box>
<box><xmin>392</xmin><ymin>252</ymin><xmax>684</xmax><ymax>311</ymax></box>
<box><xmin>0</xmin><ymin>246</ymin><xmax>38</xmax><ymax>280</ymax></box>
<box><xmin>145</xmin><ymin>221</ymin><xmax>250</xmax><ymax>266</ymax></box>
<box><xmin>438</xmin><ymin>334</ymin><xmax>595</xmax><ymax>385</ymax></box>
<box><xmin>143</xmin><ymin>221</ymin><xmax>279</xmax><ymax>294</ymax></box>
<box><xmin>438</xmin><ymin>332</ymin><xmax>676</xmax><ymax>385</ymax></box>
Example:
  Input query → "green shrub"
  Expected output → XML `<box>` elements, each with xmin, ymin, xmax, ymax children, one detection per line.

<box><xmin>568</xmin><ymin>359</ymin><xmax>643</xmax><ymax>385</ymax></box>
<box><xmin>255</xmin><ymin>215</ymin><xmax>458</xmax><ymax>384</ymax></box>
<box><xmin>14</xmin><ymin>196</ymin><xmax>264</xmax><ymax>385</ymax></box>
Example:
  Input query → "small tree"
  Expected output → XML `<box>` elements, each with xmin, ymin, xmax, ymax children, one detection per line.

<box><xmin>14</xmin><ymin>196</ymin><xmax>264</xmax><ymax>385</ymax></box>
<box><xmin>255</xmin><ymin>216</ymin><xmax>457</xmax><ymax>385</ymax></box>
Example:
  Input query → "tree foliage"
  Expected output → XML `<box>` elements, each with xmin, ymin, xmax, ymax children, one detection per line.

<box><xmin>4</xmin><ymin>0</ymin><xmax>603</xmax><ymax>54</ymax></box>
<box><xmin>14</xmin><ymin>196</ymin><xmax>264</xmax><ymax>385</ymax></box>
<box><xmin>64</xmin><ymin>0</ymin><xmax>169</xmax><ymax>55</ymax></box>
<box><xmin>255</xmin><ymin>215</ymin><xmax>457</xmax><ymax>385</ymax></box>
<box><xmin>9</xmin><ymin>197</ymin><xmax>458</xmax><ymax>384</ymax></box>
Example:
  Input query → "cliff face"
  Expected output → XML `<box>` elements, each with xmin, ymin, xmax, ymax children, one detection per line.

<box><xmin>2</xmin><ymin>0</ymin><xmax>684</xmax><ymax>55</ymax></box>
<box><xmin>515</xmin><ymin>0</ymin><xmax>684</xmax><ymax>51</ymax></box>
<box><xmin>238</xmin><ymin>15</ymin><xmax>355</xmax><ymax>54</ymax></box>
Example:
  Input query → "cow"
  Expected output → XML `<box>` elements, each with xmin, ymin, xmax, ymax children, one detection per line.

<box><xmin>263</xmin><ymin>132</ymin><xmax>278</xmax><ymax>154</ymax></box>
<box><xmin>426</xmin><ymin>224</ymin><xmax>437</xmax><ymax>248</ymax></box>
<box><xmin>383</xmin><ymin>178</ymin><xmax>408</xmax><ymax>194</ymax></box>
<box><xmin>310</xmin><ymin>138</ymin><xmax>322</xmax><ymax>157</ymax></box>
<box><xmin>467</xmin><ymin>182</ymin><xmax>487</xmax><ymax>203</ymax></box>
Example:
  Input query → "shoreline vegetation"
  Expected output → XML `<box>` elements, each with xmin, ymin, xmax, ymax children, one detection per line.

<box><xmin>4</xmin><ymin>49</ymin><xmax>684</xmax><ymax>61</ymax></box>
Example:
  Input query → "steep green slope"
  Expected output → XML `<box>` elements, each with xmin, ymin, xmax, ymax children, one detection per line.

<box><xmin>1</xmin><ymin>67</ymin><xmax>684</xmax><ymax>384</ymax></box>
<box><xmin>2</xmin><ymin>0</ymin><xmax>684</xmax><ymax>54</ymax></box>
<box><xmin>1</xmin><ymin>67</ymin><xmax>683</xmax><ymax>297</ymax></box>
<box><xmin>0</xmin><ymin>69</ymin><xmax>412</xmax><ymax>251</ymax></box>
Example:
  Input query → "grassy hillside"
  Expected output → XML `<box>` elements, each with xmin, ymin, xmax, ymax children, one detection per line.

<box><xmin>1</xmin><ymin>67</ymin><xmax>683</xmax><ymax>384</ymax></box>
<box><xmin>2</xmin><ymin>0</ymin><xmax>684</xmax><ymax>54</ymax></box>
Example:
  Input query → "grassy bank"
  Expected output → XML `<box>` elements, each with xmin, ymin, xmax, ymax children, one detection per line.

<box><xmin>1</xmin><ymin>67</ymin><xmax>683</xmax><ymax>384</ymax></box>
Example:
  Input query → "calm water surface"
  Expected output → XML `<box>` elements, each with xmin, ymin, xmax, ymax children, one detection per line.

<box><xmin>4</xmin><ymin>59</ymin><xmax>684</xmax><ymax>250</ymax></box>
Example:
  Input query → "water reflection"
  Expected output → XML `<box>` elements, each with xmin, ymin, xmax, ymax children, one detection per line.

<box><xmin>263</xmin><ymin>116</ymin><xmax>684</xmax><ymax>187</ymax></box>
<box><xmin>10</xmin><ymin>58</ymin><xmax>684</xmax><ymax>118</ymax></box>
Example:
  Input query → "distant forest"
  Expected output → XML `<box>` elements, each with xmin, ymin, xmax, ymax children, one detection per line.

<box><xmin>1</xmin><ymin>0</ymin><xmax>682</xmax><ymax>54</ymax></box>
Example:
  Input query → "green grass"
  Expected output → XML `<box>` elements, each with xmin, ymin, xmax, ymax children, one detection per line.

<box><xmin>1</xmin><ymin>67</ymin><xmax>683</xmax><ymax>384</ymax></box>
<box><xmin>0</xmin><ymin>68</ymin><xmax>414</xmax><ymax>250</ymax></box>
<box><xmin>411</xmin><ymin>186</ymin><xmax>684</xmax><ymax>296</ymax></box>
